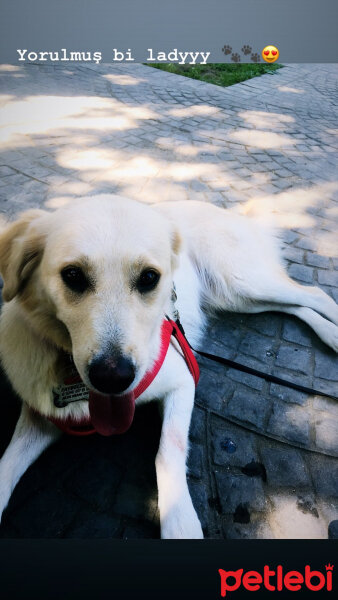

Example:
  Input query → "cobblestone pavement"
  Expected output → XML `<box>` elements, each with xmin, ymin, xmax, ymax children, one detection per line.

<box><xmin>0</xmin><ymin>63</ymin><xmax>337</xmax><ymax>539</ymax></box>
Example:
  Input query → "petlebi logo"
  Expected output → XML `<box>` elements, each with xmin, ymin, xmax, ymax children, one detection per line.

<box><xmin>218</xmin><ymin>564</ymin><xmax>334</xmax><ymax>596</ymax></box>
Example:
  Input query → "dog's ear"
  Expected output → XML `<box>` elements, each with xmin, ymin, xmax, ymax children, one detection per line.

<box><xmin>0</xmin><ymin>209</ymin><xmax>48</xmax><ymax>302</ymax></box>
<box><xmin>170</xmin><ymin>228</ymin><xmax>181</xmax><ymax>271</ymax></box>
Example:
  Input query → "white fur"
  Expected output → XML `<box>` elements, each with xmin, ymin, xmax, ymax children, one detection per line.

<box><xmin>0</xmin><ymin>195</ymin><xmax>337</xmax><ymax>539</ymax></box>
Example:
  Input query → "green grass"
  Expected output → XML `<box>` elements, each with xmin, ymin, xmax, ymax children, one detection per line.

<box><xmin>146</xmin><ymin>63</ymin><xmax>282</xmax><ymax>88</ymax></box>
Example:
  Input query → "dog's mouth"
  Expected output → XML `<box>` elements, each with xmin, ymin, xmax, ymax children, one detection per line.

<box><xmin>88</xmin><ymin>389</ymin><xmax>135</xmax><ymax>436</ymax></box>
<box><xmin>55</xmin><ymin>355</ymin><xmax>136</xmax><ymax>436</ymax></box>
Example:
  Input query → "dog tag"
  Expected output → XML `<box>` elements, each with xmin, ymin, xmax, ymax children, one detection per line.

<box><xmin>53</xmin><ymin>382</ymin><xmax>90</xmax><ymax>408</ymax></box>
<box><xmin>53</xmin><ymin>356</ymin><xmax>89</xmax><ymax>408</ymax></box>
<box><xmin>53</xmin><ymin>360</ymin><xmax>90</xmax><ymax>408</ymax></box>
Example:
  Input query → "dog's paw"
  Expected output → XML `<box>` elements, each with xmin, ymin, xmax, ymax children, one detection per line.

<box><xmin>160</xmin><ymin>497</ymin><xmax>203</xmax><ymax>539</ymax></box>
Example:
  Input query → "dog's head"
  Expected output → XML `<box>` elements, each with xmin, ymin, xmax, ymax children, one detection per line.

<box><xmin>0</xmin><ymin>196</ymin><xmax>181</xmax><ymax>398</ymax></box>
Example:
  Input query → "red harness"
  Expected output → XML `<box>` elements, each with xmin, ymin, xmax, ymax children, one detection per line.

<box><xmin>48</xmin><ymin>318</ymin><xmax>199</xmax><ymax>437</ymax></box>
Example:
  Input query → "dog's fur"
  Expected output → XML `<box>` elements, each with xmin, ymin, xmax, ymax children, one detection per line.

<box><xmin>0</xmin><ymin>195</ymin><xmax>337</xmax><ymax>538</ymax></box>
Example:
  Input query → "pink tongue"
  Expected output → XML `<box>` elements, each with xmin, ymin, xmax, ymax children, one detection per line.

<box><xmin>89</xmin><ymin>391</ymin><xmax>135</xmax><ymax>436</ymax></box>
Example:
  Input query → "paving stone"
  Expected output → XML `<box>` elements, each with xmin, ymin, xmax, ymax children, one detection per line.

<box><xmin>227</xmin><ymin>390</ymin><xmax>269</xmax><ymax>429</ymax></box>
<box><xmin>282</xmin><ymin>319</ymin><xmax>313</xmax><ymax>347</ymax></box>
<box><xmin>288</xmin><ymin>263</ymin><xmax>314</xmax><ymax>283</ymax></box>
<box><xmin>314</xmin><ymin>352</ymin><xmax>338</xmax><ymax>381</ymax></box>
<box><xmin>309</xmin><ymin>456</ymin><xmax>338</xmax><ymax>497</ymax></box>
<box><xmin>268</xmin><ymin>493</ymin><xmax>328</xmax><ymax>539</ymax></box>
<box><xmin>224</xmin><ymin>519</ymin><xmax>275</xmax><ymax>539</ymax></box>
<box><xmin>268</xmin><ymin>383</ymin><xmax>308</xmax><ymax>406</ymax></box>
<box><xmin>313</xmin><ymin>396</ymin><xmax>338</xmax><ymax>417</ymax></box>
<box><xmin>282</xmin><ymin>246</ymin><xmax>305</xmax><ymax>264</ymax></box>
<box><xmin>196</xmin><ymin>368</ymin><xmax>230</xmax><ymax>411</ymax></box>
<box><xmin>187</xmin><ymin>444</ymin><xmax>204</xmax><ymax>479</ymax></box>
<box><xmin>274</xmin><ymin>168</ymin><xmax>293</xmax><ymax>178</ymax></box>
<box><xmin>207</xmin><ymin>314</ymin><xmax>246</xmax><ymax>348</ymax></box>
<box><xmin>317</xmin><ymin>270</ymin><xmax>338</xmax><ymax>287</ymax></box>
<box><xmin>260</xmin><ymin>446</ymin><xmax>310</xmax><ymax>487</ymax></box>
<box><xmin>306</xmin><ymin>253</ymin><xmax>331</xmax><ymax>268</ymax></box>
<box><xmin>282</xmin><ymin>231</ymin><xmax>300</xmax><ymax>245</ymax></box>
<box><xmin>275</xmin><ymin>345</ymin><xmax>312</xmax><ymax>375</ymax></box>
<box><xmin>212</xmin><ymin>421</ymin><xmax>257</xmax><ymax>468</ymax></box>
<box><xmin>188</xmin><ymin>480</ymin><xmax>210</xmax><ymax>532</ymax></box>
<box><xmin>274</xmin><ymin>179</ymin><xmax>292</xmax><ymax>190</ymax></box>
<box><xmin>189</xmin><ymin>407</ymin><xmax>206</xmax><ymax>442</ymax></box>
<box><xmin>246</xmin><ymin>313</ymin><xmax>280</xmax><ymax>337</ymax></box>
<box><xmin>315</xmin><ymin>417</ymin><xmax>338</xmax><ymax>453</ymax></box>
<box><xmin>0</xmin><ymin>166</ymin><xmax>16</xmax><ymax>177</ymax></box>
<box><xmin>215</xmin><ymin>472</ymin><xmax>266</xmax><ymax>514</ymax></box>
<box><xmin>295</xmin><ymin>237</ymin><xmax>317</xmax><ymax>251</ymax></box>
<box><xmin>226</xmin><ymin>362</ymin><xmax>265</xmax><ymax>392</ymax></box>
<box><xmin>239</xmin><ymin>331</ymin><xmax>275</xmax><ymax>363</ymax></box>
<box><xmin>267</xmin><ymin>402</ymin><xmax>310</xmax><ymax>446</ymax></box>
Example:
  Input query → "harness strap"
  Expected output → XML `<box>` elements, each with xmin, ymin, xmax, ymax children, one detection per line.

<box><xmin>133</xmin><ymin>318</ymin><xmax>199</xmax><ymax>398</ymax></box>
<box><xmin>48</xmin><ymin>416</ymin><xmax>96</xmax><ymax>437</ymax></box>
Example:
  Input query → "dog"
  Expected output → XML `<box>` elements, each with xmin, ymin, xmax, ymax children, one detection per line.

<box><xmin>0</xmin><ymin>195</ymin><xmax>337</xmax><ymax>539</ymax></box>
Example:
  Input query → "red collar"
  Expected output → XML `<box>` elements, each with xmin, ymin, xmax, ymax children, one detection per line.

<box><xmin>48</xmin><ymin>318</ymin><xmax>199</xmax><ymax>436</ymax></box>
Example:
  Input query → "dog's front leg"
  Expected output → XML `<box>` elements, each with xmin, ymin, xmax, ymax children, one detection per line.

<box><xmin>156</xmin><ymin>378</ymin><xmax>203</xmax><ymax>539</ymax></box>
<box><xmin>0</xmin><ymin>403</ymin><xmax>60</xmax><ymax>523</ymax></box>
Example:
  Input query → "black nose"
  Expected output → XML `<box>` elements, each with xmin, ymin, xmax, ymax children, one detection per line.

<box><xmin>88</xmin><ymin>355</ymin><xmax>135</xmax><ymax>395</ymax></box>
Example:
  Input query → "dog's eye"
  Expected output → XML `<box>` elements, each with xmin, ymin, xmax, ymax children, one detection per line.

<box><xmin>61</xmin><ymin>266</ymin><xmax>89</xmax><ymax>293</ymax></box>
<box><xmin>137</xmin><ymin>269</ymin><xmax>160</xmax><ymax>293</ymax></box>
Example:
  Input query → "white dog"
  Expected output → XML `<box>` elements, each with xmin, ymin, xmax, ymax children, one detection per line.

<box><xmin>0</xmin><ymin>195</ymin><xmax>337</xmax><ymax>539</ymax></box>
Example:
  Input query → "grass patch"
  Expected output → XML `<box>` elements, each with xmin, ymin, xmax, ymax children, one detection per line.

<box><xmin>146</xmin><ymin>63</ymin><xmax>282</xmax><ymax>88</ymax></box>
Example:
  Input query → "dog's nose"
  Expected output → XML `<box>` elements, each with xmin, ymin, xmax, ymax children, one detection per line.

<box><xmin>88</xmin><ymin>355</ymin><xmax>135</xmax><ymax>395</ymax></box>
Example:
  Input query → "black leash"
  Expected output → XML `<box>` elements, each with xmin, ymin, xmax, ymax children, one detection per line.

<box><xmin>174</xmin><ymin>318</ymin><xmax>338</xmax><ymax>402</ymax></box>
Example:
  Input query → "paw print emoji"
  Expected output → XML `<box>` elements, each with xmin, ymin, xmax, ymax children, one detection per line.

<box><xmin>222</xmin><ymin>44</ymin><xmax>232</xmax><ymax>55</ymax></box>
<box><xmin>231</xmin><ymin>53</ymin><xmax>241</xmax><ymax>63</ymax></box>
<box><xmin>241</xmin><ymin>45</ymin><xmax>252</xmax><ymax>55</ymax></box>
<box><xmin>251</xmin><ymin>53</ymin><xmax>261</xmax><ymax>63</ymax></box>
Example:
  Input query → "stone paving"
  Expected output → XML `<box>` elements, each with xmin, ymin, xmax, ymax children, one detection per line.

<box><xmin>0</xmin><ymin>62</ymin><xmax>337</xmax><ymax>539</ymax></box>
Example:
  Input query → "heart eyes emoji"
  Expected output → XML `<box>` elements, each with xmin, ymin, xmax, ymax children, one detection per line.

<box><xmin>262</xmin><ymin>45</ymin><xmax>279</xmax><ymax>62</ymax></box>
